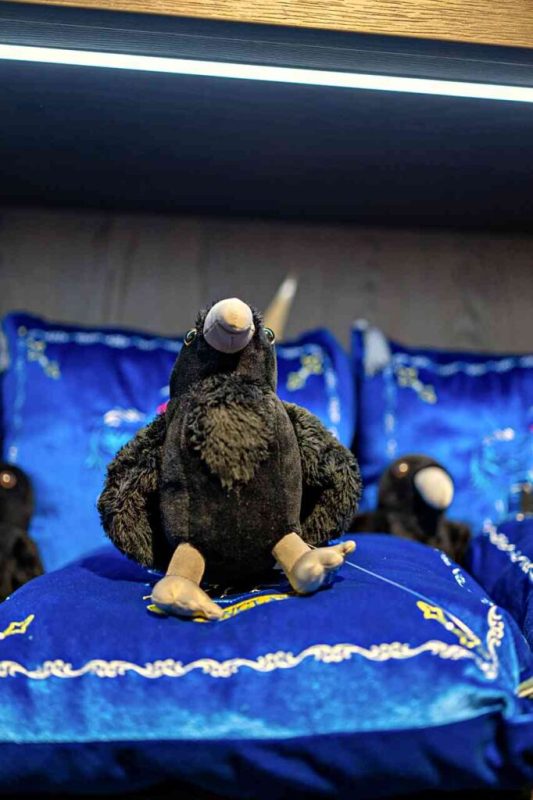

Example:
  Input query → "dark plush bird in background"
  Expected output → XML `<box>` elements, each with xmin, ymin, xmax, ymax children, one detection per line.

<box><xmin>99</xmin><ymin>298</ymin><xmax>361</xmax><ymax>619</ymax></box>
<box><xmin>0</xmin><ymin>463</ymin><xmax>43</xmax><ymax>601</ymax></box>
<box><xmin>350</xmin><ymin>454</ymin><xmax>470</xmax><ymax>564</ymax></box>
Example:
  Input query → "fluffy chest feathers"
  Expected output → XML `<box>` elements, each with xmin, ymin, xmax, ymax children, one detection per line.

<box><xmin>181</xmin><ymin>375</ymin><xmax>278</xmax><ymax>489</ymax></box>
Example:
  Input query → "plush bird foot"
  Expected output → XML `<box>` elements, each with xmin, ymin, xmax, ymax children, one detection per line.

<box><xmin>152</xmin><ymin>575</ymin><xmax>223</xmax><ymax>620</ymax></box>
<box><xmin>288</xmin><ymin>541</ymin><xmax>356</xmax><ymax>595</ymax></box>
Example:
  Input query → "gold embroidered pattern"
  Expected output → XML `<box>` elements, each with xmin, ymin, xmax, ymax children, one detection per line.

<box><xmin>24</xmin><ymin>333</ymin><xmax>61</xmax><ymax>379</ymax></box>
<box><xmin>396</xmin><ymin>366</ymin><xmax>437</xmax><ymax>404</ymax></box>
<box><xmin>287</xmin><ymin>353</ymin><xmax>323</xmax><ymax>391</ymax></box>
<box><xmin>147</xmin><ymin>593</ymin><xmax>291</xmax><ymax>622</ymax></box>
<box><xmin>417</xmin><ymin>602</ymin><xmax>481</xmax><ymax>649</ymax></box>
<box><xmin>194</xmin><ymin>593</ymin><xmax>291</xmax><ymax>622</ymax></box>
<box><xmin>417</xmin><ymin>601</ymin><xmax>503</xmax><ymax>680</ymax></box>
<box><xmin>517</xmin><ymin>677</ymin><xmax>533</xmax><ymax>699</ymax></box>
<box><xmin>0</xmin><ymin>615</ymin><xmax>34</xmax><ymax>641</ymax></box>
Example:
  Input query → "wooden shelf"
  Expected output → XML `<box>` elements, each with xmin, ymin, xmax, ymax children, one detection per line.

<box><xmin>11</xmin><ymin>0</ymin><xmax>533</xmax><ymax>49</ymax></box>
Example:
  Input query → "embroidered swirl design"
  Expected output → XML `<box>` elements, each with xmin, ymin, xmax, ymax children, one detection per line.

<box><xmin>482</xmin><ymin>522</ymin><xmax>533</xmax><ymax>580</ymax></box>
<box><xmin>0</xmin><ymin>641</ymin><xmax>474</xmax><ymax>681</ymax></box>
<box><xmin>0</xmin><ymin>606</ymin><xmax>503</xmax><ymax>681</ymax></box>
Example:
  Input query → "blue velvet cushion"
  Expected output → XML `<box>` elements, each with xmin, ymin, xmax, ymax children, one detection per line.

<box><xmin>0</xmin><ymin>534</ymin><xmax>531</xmax><ymax>797</ymax></box>
<box><xmin>466</xmin><ymin>516</ymin><xmax>533</xmax><ymax>652</ymax></box>
<box><xmin>352</xmin><ymin>323</ymin><xmax>533</xmax><ymax>528</ymax></box>
<box><xmin>0</xmin><ymin>312</ymin><xmax>353</xmax><ymax>571</ymax></box>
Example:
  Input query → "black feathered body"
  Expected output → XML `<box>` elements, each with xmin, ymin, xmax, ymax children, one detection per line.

<box><xmin>100</xmin><ymin>394</ymin><xmax>360</xmax><ymax>584</ymax></box>
<box><xmin>161</xmin><ymin>374</ymin><xmax>303</xmax><ymax>583</ymax></box>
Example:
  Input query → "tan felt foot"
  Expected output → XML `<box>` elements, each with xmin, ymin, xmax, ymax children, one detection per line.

<box><xmin>288</xmin><ymin>541</ymin><xmax>356</xmax><ymax>595</ymax></box>
<box><xmin>152</xmin><ymin>575</ymin><xmax>223</xmax><ymax>620</ymax></box>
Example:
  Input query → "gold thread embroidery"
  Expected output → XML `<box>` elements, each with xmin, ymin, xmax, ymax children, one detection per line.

<box><xmin>25</xmin><ymin>335</ymin><xmax>61</xmax><ymax>379</ymax></box>
<box><xmin>211</xmin><ymin>593</ymin><xmax>289</xmax><ymax>621</ymax></box>
<box><xmin>0</xmin><ymin>640</ymin><xmax>475</xmax><ymax>681</ymax></box>
<box><xmin>287</xmin><ymin>353</ymin><xmax>323</xmax><ymax>391</ymax></box>
<box><xmin>0</xmin><ymin>615</ymin><xmax>34</xmax><ymax>641</ymax></box>
<box><xmin>396</xmin><ymin>366</ymin><xmax>437</xmax><ymax>404</ymax></box>
<box><xmin>417</xmin><ymin>602</ymin><xmax>481</xmax><ymax>649</ymax></box>
<box><xmin>517</xmin><ymin>677</ymin><xmax>533</xmax><ymax>699</ymax></box>
<box><xmin>146</xmin><ymin>604</ymin><xmax>167</xmax><ymax>616</ymax></box>
<box><xmin>417</xmin><ymin>601</ymin><xmax>503</xmax><ymax>680</ymax></box>
<box><xmin>147</xmin><ymin>593</ymin><xmax>291</xmax><ymax>622</ymax></box>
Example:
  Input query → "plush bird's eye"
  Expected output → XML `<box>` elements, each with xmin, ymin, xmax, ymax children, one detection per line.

<box><xmin>394</xmin><ymin>461</ymin><xmax>410</xmax><ymax>478</ymax></box>
<box><xmin>0</xmin><ymin>471</ymin><xmax>17</xmax><ymax>490</ymax></box>
<box><xmin>184</xmin><ymin>328</ymin><xmax>197</xmax><ymax>347</ymax></box>
<box><xmin>264</xmin><ymin>327</ymin><xmax>276</xmax><ymax>344</ymax></box>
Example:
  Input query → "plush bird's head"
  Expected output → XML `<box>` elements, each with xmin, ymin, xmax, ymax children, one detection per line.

<box><xmin>376</xmin><ymin>454</ymin><xmax>471</xmax><ymax>562</ymax></box>
<box><xmin>169</xmin><ymin>298</ymin><xmax>277</xmax><ymax>397</ymax></box>
<box><xmin>378</xmin><ymin>455</ymin><xmax>454</xmax><ymax>518</ymax></box>
<box><xmin>0</xmin><ymin>463</ymin><xmax>33</xmax><ymax>530</ymax></box>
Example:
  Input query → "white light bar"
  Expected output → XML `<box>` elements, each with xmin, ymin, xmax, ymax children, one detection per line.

<box><xmin>1</xmin><ymin>43</ymin><xmax>533</xmax><ymax>103</ymax></box>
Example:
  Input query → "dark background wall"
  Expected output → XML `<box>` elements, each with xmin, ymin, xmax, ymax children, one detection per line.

<box><xmin>1</xmin><ymin>206</ymin><xmax>531</xmax><ymax>351</ymax></box>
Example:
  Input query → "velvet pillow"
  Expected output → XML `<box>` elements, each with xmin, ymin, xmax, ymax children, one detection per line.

<box><xmin>0</xmin><ymin>534</ymin><xmax>531</xmax><ymax>798</ymax></box>
<box><xmin>352</xmin><ymin>322</ymin><xmax>533</xmax><ymax>528</ymax></box>
<box><xmin>0</xmin><ymin>312</ymin><xmax>353</xmax><ymax>570</ymax></box>
<box><xmin>466</xmin><ymin>516</ymin><xmax>533</xmax><ymax>652</ymax></box>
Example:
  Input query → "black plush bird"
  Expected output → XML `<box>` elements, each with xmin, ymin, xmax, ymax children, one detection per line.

<box><xmin>0</xmin><ymin>463</ymin><xmax>43</xmax><ymax>601</ymax></box>
<box><xmin>99</xmin><ymin>298</ymin><xmax>361</xmax><ymax>619</ymax></box>
<box><xmin>350</xmin><ymin>454</ymin><xmax>470</xmax><ymax>564</ymax></box>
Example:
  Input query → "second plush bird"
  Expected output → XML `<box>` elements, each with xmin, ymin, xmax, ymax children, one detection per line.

<box><xmin>350</xmin><ymin>454</ymin><xmax>470</xmax><ymax>564</ymax></box>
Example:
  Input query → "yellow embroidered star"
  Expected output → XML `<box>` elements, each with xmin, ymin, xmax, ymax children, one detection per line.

<box><xmin>0</xmin><ymin>614</ymin><xmax>35</xmax><ymax>640</ymax></box>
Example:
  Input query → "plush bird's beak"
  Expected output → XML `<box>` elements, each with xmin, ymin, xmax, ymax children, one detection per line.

<box><xmin>414</xmin><ymin>467</ymin><xmax>454</xmax><ymax>510</ymax></box>
<box><xmin>203</xmin><ymin>298</ymin><xmax>255</xmax><ymax>354</ymax></box>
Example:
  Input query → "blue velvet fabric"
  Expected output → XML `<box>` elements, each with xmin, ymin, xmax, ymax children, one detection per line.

<box><xmin>0</xmin><ymin>534</ymin><xmax>531</xmax><ymax>797</ymax></box>
<box><xmin>0</xmin><ymin>313</ymin><xmax>353</xmax><ymax>571</ymax></box>
<box><xmin>466</xmin><ymin>516</ymin><xmax>533</xmax><ymax>651</ymax></box>
<box><xmin>352</xmin><ymin>326</ymin><xmax>533</xmax><ymax>528</ymax></box>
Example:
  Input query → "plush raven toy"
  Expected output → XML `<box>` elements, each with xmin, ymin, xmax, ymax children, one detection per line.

<box><xmin>99</xmin><ymin>298</ymin><xmax>361</xmax><ymax>619</ymax></box>
<box><xmin>0</xmin><ymin>463</ymin><xmax>43</xmax><ymax>601</ymax></box>
<box><xmin>350</xmin><ymin>454</ymin><xmax>470</xmax><ymax>564</ymax></box>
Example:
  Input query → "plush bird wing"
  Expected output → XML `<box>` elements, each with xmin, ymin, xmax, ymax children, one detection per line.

<box><xmin>98</xmin><ymin>413</ymin><xmax>171</xmax><ymax>571</ymax></box>
<box><xmin>283</xmin><ymin>402</ymin><xmax>361</xmax><ymax>545</ymax></box>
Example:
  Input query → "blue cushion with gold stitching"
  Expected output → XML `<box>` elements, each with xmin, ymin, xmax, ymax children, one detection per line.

<box><xmin>0</xmin><ymin>312</ymin><xmax>353</xmax><ymax>571</ymax></box>
<box><xmin>352</xmin><ymin>323</ymin><xmax>533</xmax><ymax>529</ymax></box>
<box><xmin>0</xmin><ymin>535</ymin><xmax>531</xmax><ymax>797</ymax></box>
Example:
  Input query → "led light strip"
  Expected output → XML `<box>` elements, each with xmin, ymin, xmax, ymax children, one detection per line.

<box><xmin>1</xmin><ymin>43</ymin><xmax>533</xmax><ymax>103</ymax></box>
